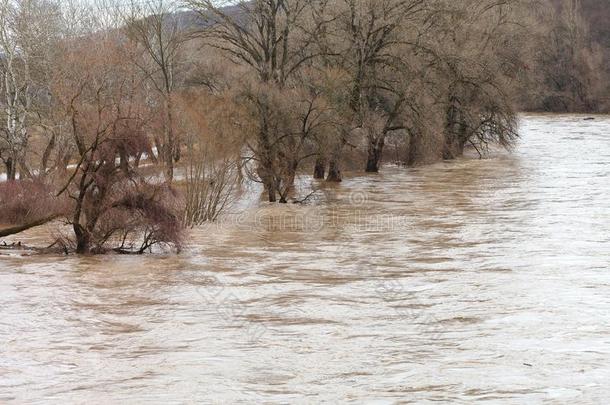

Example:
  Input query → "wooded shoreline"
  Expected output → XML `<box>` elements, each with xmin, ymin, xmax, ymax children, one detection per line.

<box><xmin>1</xmin><ymin>0</ymin><xmax>608</xmax><ymax>254</ymax></box>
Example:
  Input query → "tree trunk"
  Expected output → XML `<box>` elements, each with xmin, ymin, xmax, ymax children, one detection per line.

<box><xmin>365</xmin><ymin>137</ymin><xmax>385</xmax><ymax>173</ymax></box>
<box><xmin>285</xmin><ymin>160</ymin><xmax>298</xmax><ymax>191</ymax></box>
<box><xmin>326</xmin><ymin>159</ymin><xmax>342</xmax><ymax>182</ymax></box>
<box><xmin>5</xmin><ymin>158</ymin><xmax>16</xmax><ymax>181</ymax></box>
<box><xmin>119</xmin><ymin>146</ymin><xmax>130</xmax><ymax>175</ymax></box>
<box><xmin>266</xmin><ymin>182</ymin><xmax>277</xmax><ymax>203</ymax></box>
<box><xmin>74</xmin><ymin>224</ymin><xmax>91</xmax><ymax>254</ymax></box>
<box><xmin>443</xmin><ymin>93</ymin><xmax>465</xmax><ymax>160</ymax></box>
<box><xmin>0</xmin><ymin>214</ymin><xmax>61</xmax><ymax>238</ymax></box>
<box><xmin>257</xmin><ymin>160</ymin><xmax>277</xmax><ymax>203</ymax></box>
<box><xmin>313</xmin><ymin>157</ymin><xmax>326</xmax><ymax>179</ymax></box>
<box><xmin>443</xmin><ymin>138</ymin><xmax>460</xmax><ymax>160</ymax></box>
<box><xmin>58</xmin><ymin>152</ymin><xmax>71</xmax><ymax>175</ymax></box>
<box><xmin>18</xmin><ymin>159</ymin><xmax>31</xmax><ymax>179</ymax></box>
<box><xmin>443</xmin><ymin>117</ymin><xmax>468</xmax><ymax>160</ymax></box>
<box><xmin>41</xmin><ymin>133</ymin><xmax>56</xmax><ymax>175</ymax></box>
<box><xmin>256</xmin><ymin>111</ymin><xmax>277</xmax><ymax>202</ymax></box>
<box><xmin>164</xmin><ymin>96</ymin><xmax>175</xmax><ymax>183</ymax></box>
<box><xmin>406</xmin><ymin>130</ymin><xmax>419</xmax><ymax>167</ymax></box>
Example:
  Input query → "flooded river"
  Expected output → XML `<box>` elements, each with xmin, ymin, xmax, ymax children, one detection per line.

<box><xmin>1</xmin><ymin>115</ymin><xmax>609</xmax><ymax>403</ymax></box>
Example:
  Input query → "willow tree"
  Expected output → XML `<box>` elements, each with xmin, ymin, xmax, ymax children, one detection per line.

<box><xmin>319</xmin><ymin>0</ymin><xmax>428</xmax><ymax>174</ymax></box>
<box><xmin>421</xmin><ymin>0</ymin><xmax>535</xmax><ymax>159</ymax></box>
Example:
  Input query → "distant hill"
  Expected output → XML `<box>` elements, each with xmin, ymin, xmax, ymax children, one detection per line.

<box><xmin>174</xmin><ymin>5</ymin><xmax>244</xmax><ymax>31</ymax></box>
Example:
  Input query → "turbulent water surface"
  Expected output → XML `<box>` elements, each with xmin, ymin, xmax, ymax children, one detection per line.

<box><xmin>1</xmin><ymin>115</ymin><xmax>609</xmax><ymax>403</ymax></box>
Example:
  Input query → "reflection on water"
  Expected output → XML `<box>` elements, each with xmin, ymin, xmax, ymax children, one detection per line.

<box><xmin>1</xmin><ymin>115</ymin><xmax>610</xmax><ymax>403</ymax></box>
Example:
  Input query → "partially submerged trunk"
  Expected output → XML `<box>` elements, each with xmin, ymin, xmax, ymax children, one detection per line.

<box><xmin>443</xmin><ymin>93</ymin><xmax>467</xmax><ymax>160</ymax></box>
<box><xmin>443</xmin><ymin>114</ymin><xmax>468</xmax><ymax>159</ymax></box>
<box><xmin>442</xmin><ymin>135</ymin><xmax>466</xmax><ymax>160</ymax></box>
<box><xmin>257</xmin><ymin>163</ymin><xmax>277</xmax><ymax>203</ymax></box>
<box><xmin>326</xmin><ymin>158</ymin><xmax>342</xmax><ymax>182</ymax></box>
<box><xmin>365</xmin><ymin>136</ymin><xmax>385</xmax><ymax>173</ymax></box>
<box><xmin>406</xmin><ymin>129</ymin><xmax>421</xmax><ymax>167</ymax></box>
<box><xmin>164</xmin><ymin>88</ymin><xmax>176</xmax><ymax>183</ymax></box>
<box><xmin>266</xmin><ymin>183</ymin><xmax>277</xmax><ymax>203</ymax></box>
<box><xmin>74</xmin><ymin>224</ymin><xmax>91</xmax><ymax>254</ymax></box>
<box><xmin>313</xmin><ymin>157</ymin><xmax>326</xmax><ymax>179</ymax></box>
<box><xmin>0</xmin><ymin>214</ymin><xmax>61</xmax><ymax>238</ymax></box>
<box><xmin>256</xmin><ymin>113</ymin><xmax>279</xmax><ymax>202</ymax></box>
<box><xmin>5</xmin><ymin>158</ymin><xmax>16</xmax><ymax>181</ymax></box>
<box><xmin>281</xmin><ymin>160</ymin><xmax>299</xmax><ymax>203</ymax></box>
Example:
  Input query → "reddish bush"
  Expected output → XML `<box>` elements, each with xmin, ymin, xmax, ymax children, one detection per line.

<box><xmin>0</xmin><ymin>180</ymin><xmax>69</xmax><ymax>226</ymax></box>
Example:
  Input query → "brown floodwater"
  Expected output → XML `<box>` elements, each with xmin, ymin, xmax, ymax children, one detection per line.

<box><xmin>1</xmin><ymin>115</ymin><xmax>609</xmax><ymax>403</ymax></box>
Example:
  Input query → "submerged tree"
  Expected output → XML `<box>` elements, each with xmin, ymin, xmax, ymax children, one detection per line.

<box><xmin>3</xmin><ymin>0</ymin><xmax>606</xmax><ymax>254</ymax></box>
<box><xmin>328</xmin><ymin>0</ymin><xmax>428</xmax><ymax>173</ymax></box>
<box><xmin>416</xmin><ymin>0</ymin><xmax>532</xmax><ymax>160</ymax></box>
<box><xmin>50</xmin><ymin>35</ymin><xmax>182</xmax><ymax>254</ymax></box>
<box><xmin>186</xmin><ymin>0</ymin><xmax>332</xmax><ymax>201</ymax></box>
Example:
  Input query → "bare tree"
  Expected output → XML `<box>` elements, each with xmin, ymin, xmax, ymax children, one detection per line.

<box><xmin>418</xmin><ymin>0</ymin><xmax>533</xmax><ymax>159</ymax></box>
<box><xmin>317</xmin><ymin>0</ymin><xmax>428</xmax><ymax>174</ymax></box>
<box><xmin>0</xmin><ymin>0</ymin><xmax>31</xmax><ymax>180</ymax></box>
<box><xmin>176</xmin><ymin>88</ymin><xmax>244</xmax><ymax>225</ymax></box>
<box><xmin>52</xmin><ymin>35</ymin><xmax>182</xmax><ymax>254</ymax></box>
<box><xmin>0</xmin><ymin>0</ymin><xmax>65</xmax><ymax>181</ymax></box>
<box><xmin>186</xmin><ymin>0</ymin><xmax>331</xmax><ymax>201</ymax></box>
<box><xmin>124</xmin><ymin>0</ymin><xmax>189</xmax><ymax>183</ymax></box>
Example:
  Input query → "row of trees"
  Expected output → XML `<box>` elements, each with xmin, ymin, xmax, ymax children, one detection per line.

<box><xmin>184</xmin><ymin>0</ymin><xmax>535</xmax><ymax>200</ymax></box>
<box><xmin>0</xmin><ymin>0</ymin><xmax>603</xmax><ymax>253</ymax></box>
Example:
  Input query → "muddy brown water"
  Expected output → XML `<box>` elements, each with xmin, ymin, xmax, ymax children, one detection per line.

<box><xmin>1</xmin><ymin>115</ymin><xmax>609</xmax><ymax>403</ymax></box>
